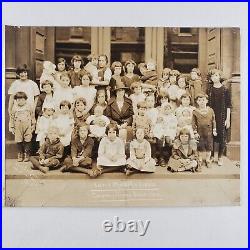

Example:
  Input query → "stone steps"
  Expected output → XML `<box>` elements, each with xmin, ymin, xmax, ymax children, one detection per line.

<box><xmin>5</xmin><ymin>158</ymin><xmax>240</xmax><ymax>180</ymax></box>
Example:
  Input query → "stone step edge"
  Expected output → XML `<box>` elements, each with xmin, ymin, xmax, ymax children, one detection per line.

<box><xmin>6</xmin><ymin>173</ymin><xmax>240</xmax><ymax>180</ymax></box>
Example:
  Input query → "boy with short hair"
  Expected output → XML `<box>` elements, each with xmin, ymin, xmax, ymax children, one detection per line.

<box><xmin>30</xmin><ymin>126</ymin><xmax>64</xmax><ymax>173</ymax></box>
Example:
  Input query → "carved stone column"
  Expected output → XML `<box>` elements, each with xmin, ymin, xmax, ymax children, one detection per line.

<box><xmin>226</xmin><ymin>28</ymin><xmax>240</xmax><ymax>161</ymax></box>
<box><xmin>145</xmin><ymin>27</ymin><xmax>164</xmax><ymax>77</ymax></box>
<box><xmin>91</xmin><ymin>27</ymin><xmax>111</xmax><ymax>65</ymax></box>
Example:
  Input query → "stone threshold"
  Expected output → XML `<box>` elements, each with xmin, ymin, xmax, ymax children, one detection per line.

<box><xmin>5</xmin><ymin>157</ymin><xmax>240</xmax><ymax>180</ymax></box>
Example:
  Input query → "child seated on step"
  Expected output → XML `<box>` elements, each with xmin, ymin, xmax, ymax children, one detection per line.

<box><xmin>30</xmin><ymin>126</ymin><xmax>64</xmax><ymax>173</ymax></box>
<box><xmin>167</xmin><ymin>128</ymin><xmax>199</xmax><ymax>172</ymax></box>
<box><xmin>95</xmin><ymin>123</ymin><xmax>127</xmax><ymax>176</ymax></box>
<box><xmin>86</xmin><ymin>105</ymin><xmax>110</xmax><ymax>139</ymax></box>
<box><xmin>60</xmin><ymin>124</ymin><xmax>95</xmax><ymax>176</ymax></box>
<box><xmin>126</xmin><ymin>128</ymin><xmax>156</xmax><ymax>175</ymax></box>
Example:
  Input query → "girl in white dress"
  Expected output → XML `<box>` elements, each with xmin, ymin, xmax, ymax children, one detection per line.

<box><xmin>72</xmin><ymin>72</ymin><xmax>97</xmax><ymax>113</ymax></box>
<box><xmin>96</xmin><ymin>123</ymin><xmax>126</xmax><ymax>175</ymax></box>
<box><xmin>53</xmin><ymin>100</ymin><xmax>74</xmax><ymax>151</ymax></box>
<box><xmin>53</xmin><ymin>73</ymin><xmax>74</xmax><ymax>113</ymax></box>
<box><xmin>36</xmin><ymin>103</ymin><xmax>55</xmax><ymax>146</ymax></box>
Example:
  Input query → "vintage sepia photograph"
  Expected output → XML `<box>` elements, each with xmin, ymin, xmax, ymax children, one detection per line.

<box><xmin>4</xmin><ymin>26</ymin><xmax>240</xmax><ymax>207</ymax></box>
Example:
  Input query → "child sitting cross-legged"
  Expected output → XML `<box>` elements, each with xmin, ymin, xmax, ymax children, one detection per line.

<box><xmin>30</xmin><ymin>126</ymin><xmax>64</xmax><ymax>173</ymax></box>
<box><xmin>60</xmin><ymin>124</ymin><xmax>96</xmax><ymax>176</ymax></box>
<box><xmin>167</xmin><ymin>128</ymin><xmax>199</xmax><ymax>172</ymax></box>
<box><xmin>125</xmin><ymin>128</ymin><xmax>156</xmax><ymax>175</ymax></box>
<box><xmin>95</xmin><ymin>123</ymin><xmax>127</xmax><ymax>177</ymax></box>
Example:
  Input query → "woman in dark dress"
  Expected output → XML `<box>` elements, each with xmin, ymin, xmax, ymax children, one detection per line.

<box><xmin>208</xmin><ymin>69</ymin><xmax>231</xmax><ymax>166</ymax></box>
<box><xmin>105</xmin><ymin>82</ymin><xmax>134</xmax><ymax>143</ymax></box>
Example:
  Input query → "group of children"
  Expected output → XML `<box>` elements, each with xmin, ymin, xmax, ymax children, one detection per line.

<box><xmin>8</xmin><ymin>54</ymin><xmax>231</xmax><ymax>176</ymax></box>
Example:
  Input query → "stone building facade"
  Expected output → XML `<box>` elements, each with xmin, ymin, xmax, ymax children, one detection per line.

<box><xmin>5</xmin><ymin>27</ymin><xmax>240</xmax><ymax>160</ymax></box>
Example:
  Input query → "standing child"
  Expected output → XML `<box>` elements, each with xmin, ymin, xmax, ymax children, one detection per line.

<box><xmin>153</xmin><ymin>102</ymin><xmax>178</xmax><ymax>142</ymax></box>
<box><xmin>35</xmin><ymin>103</ymin><xmax>55</xmax><ymax>146</ymax></box>
<box><xmin>96</xmin><ymin>123</ymin><xmax>127</xmax><ymax>175</ymax></box>
<box><xmin>68</xmin><ymin>55</ymin><xmax>87</xmax><ymax>88</ymax></box>
<box><xmin>35</xmin><ymin>80</ymin><xmax>55</xmax><ymax>118</ymax></box>
<box><xmin>167</xmin><ymin>69</ymin><xmax>180</xmax><ymax>110</ymax></box>
<box><xmin>129</xmin><ymin>81</ymin><xmax>146</xmax><ymax>115</ymax></box>
<box><xmin>177</xmin><ymin>108</ymin><xmax>195</xmax><ymax>139</ymax></box>
<box><xmin>109</xmin><ymin>61</ymin><xmax>123</xmax><ymax>98</ymax></box>
<box><xmin>73</xmin><ymin>97</ymin><xmax>89</xmax><ymax>126</ymax></box>
<box><xmin>176</xmin><ymin>74</ymin><xmax>188</xmax><ymax>100</ymax></box>
<box><xmin>175</xmin><ymin>93</ymin><xmax>195</xmax><ymax>118</ymax></box>
<box><xmin>8</xmin><ymin>64</ymin><xmax>40</xmax><ymax>115</ymax></box>
<box><xmin>122</xmin><ymin>60</ymin><xmax>140</xmax><ymax>90</ymax></box>
<box><xmin>193</xmin><ymin>93</ymin><xmax>217</xmax><ymax>168</ymax></box>
<box><xmin>126</xmin><ymin>128</ymin><xmax>156</xmax><ymax>175</ymax></box>
<box><xmin>145</xmin><ymin>94</ymin><xmax>159</xmax><ymax>162</ymax></box>
<box><xmin>208</xmin><ymin>69</ymin><xmax>231</xmax><ymax>166</ymax></box>
<box><xmin>84</xmin><ymin>54</ymin><xmax>99</xmax><ymax>82</ymax></box>
<box><xmin>90</xmin><ymin>89</ymin><xmax>108</xmax><ymax>114</ymax></box>
<box><xmin>72</xmin><ymin>72</ymin><xmax>97</xmax><ymax>113</ymax></box>
<box><xmin>156</xmin><ymin>90</ymin><xmax>170</xmax><ymax>107</ymax></box>
<box><xmin>53</xmin><ymin>100</ymin><xmax>74</xmax><ymax>155</ymax></box>
<box><xmin>153</xmin><ymin>102</ymin><xmax>178</xmax><ymax>166</ymax></box>
<box><xmin>9</xmin><ymin>92</ymin><xmax>36</xmax><ymax>162</ymax></box>
<box><xmin>167</xmin><ymin>128</ymin><xmax>199</xmax><ymax>172</ymax></box>
<box><xmin>157</xmin><ymin>67</ymin><xmax>171</xmax><ymax>95</ymax></box>
<box><xmin>132</xmin><ymin>101</ymin><xmax>153</xmax><ymax>140</ymax></box>
<box><xmin>140</xmin><ymin>59</ymin><xmax>158</xmax><ymax>93</ymax></box>
<box><xmin>145</xmin><ymin>94</ymin><xmax>159</xmax><ymax>127</ymax></box>
<box><xmin>40</xmin><ymin>61</ymin><xmax>61</xmax><ymax>92</ymax></box>
<box><xmin>55</xmin><ymin>57</ymin><xmax>67</xmax><ymax>83</ymax></box>
<box><xmin>188</xmin><ymin>68</ymin><xmax>203</xmax><ymax>105</ymax></box>
<box><xmin>95</xmin><ymin>54</ymin><xmax>112</xmax><ymax>87</ymax></box>
<box><xmin>61</xmin><ymin>124</ymin><xmax>95</xmax><ymax>176</ymax></box>
<box><xmin>86</xmin><ymin>105</ymin><xmax>110</xmax><ymax>139</ymax></box>
<box><xmin>30</xmin><ymin>126</ymin><xmax>64</xmax><ymax>173</ymax></box>
<box><xmin>53</xmin><ymin>73</ymin><xmax>74</xmax><ymax>112</ymax></box>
